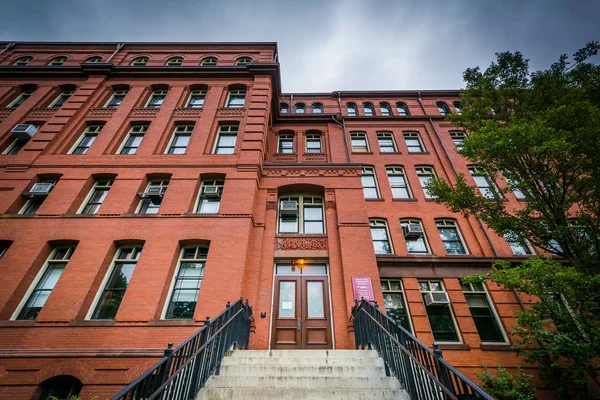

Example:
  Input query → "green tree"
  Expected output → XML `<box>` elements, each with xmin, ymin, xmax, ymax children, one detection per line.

<box><xmin>426</xmin><ymin>43</ymin><xmax>600</xmax><ymax>398</ymax></box>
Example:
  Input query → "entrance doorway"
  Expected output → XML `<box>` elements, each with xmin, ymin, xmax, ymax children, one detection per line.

<box><xmin>271</xmin><ymin>263</ymin><xmax>332</xmax><ymax>349</ymax></box>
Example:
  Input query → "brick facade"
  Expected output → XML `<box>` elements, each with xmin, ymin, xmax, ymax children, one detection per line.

<box><xmin>0</xmin><ymin>42</ymin><xmax>539</xmax><ymax>399</ymax></box>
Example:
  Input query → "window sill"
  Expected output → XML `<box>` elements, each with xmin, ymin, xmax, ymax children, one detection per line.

<box><xmin>378</xmin><ymin>152</ymin><xmax>401</xmax><ymax>155</ymax></box>
<box><xmin>0</xmin><ymin>320</ymin><xmax>36</xmax><ymax>327</ymax></box>
<box><xmin>407</xmin><ymin>152</ymin><xmax>430</xmax><ymax>155</ymax></box>
<box><xmin>70</xmin><ymin>320</ymin><xmax>116</xmax><ymax>327</ymax></box>
<box><xmin>365</xmin><ymin>198</ymin><xmax>385</xmax><ymax>202</ymax></box>
<box><xmin>351</xmin><ymin>151</ymin><xmax>373</xmax><ymax>155</ymax></box>
<box><xmin>392</xmin><ymin>198</ymin><xmax>417</xmax><ymax>202</ymax></box>
<box><xmin>480</xmin><ymin>343</ymin><xmax>513</xmax><ymax>351</ymax></box>
<box><xmin>276</xmin><ymin>233</ymin><xmax>327</xmax><ymax>238</ymax></box>
<box><xmin>435</xmin><ymin>343</ymin><xmax>470</xmax><ymax>351</ymax></box>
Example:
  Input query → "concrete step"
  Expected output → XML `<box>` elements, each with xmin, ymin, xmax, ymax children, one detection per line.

<box><xmin>228</xmin><ymin>349</ymin><xmax>379</xmax><ymax>358</ymax></box>
<box><xmin>221</xmin><ymin>355</ymin><xmax>384</xmax><ymax>367</ymax></box>
<box><xmin>197</xmin><ymin>388</ymin><xmax>410</xmax><ymax>400</ymax></box>
<box><xmin>218</xmin><ymin>364</ymin><xmax>386</xmax><ymax>378</ymax></box>
<box><xmin>205</xmin><ymin>375</ymin><xmax>402</xmax><ymax>390</ymax></box>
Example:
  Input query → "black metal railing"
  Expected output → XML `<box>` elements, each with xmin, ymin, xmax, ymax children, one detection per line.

<box><xmin>352</xmin><ymin>299</ymin><xmax>493</xmax><ymax>400</ymax></box>
<box><xmin>112</xmin><ymin>298</ymin><xmax>252</xmax><ymax>400</ymax></box>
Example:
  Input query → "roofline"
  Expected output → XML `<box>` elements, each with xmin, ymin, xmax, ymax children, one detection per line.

<box><xmin>281</xmin><ymin>89</ymin><xmax>463</xmax><ymax>97</ymax></box>
<box><xmin>2</xmin><ymin>41</ymin><xmax>278</xmax><ymax>48</ymax></box>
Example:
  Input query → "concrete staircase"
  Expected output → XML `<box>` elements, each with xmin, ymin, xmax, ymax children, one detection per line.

<box><xmin>197</xmin><ymin>350</ymin><xmax>409</xmax><ymax>400</ymax></box>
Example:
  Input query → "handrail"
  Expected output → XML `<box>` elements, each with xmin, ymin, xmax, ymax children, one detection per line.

<box><xmin>352</xmin><ymin>299</ymin><xmax>493</xmax><ymax>400</ymax></box>
<box><xmin>112</xmin><ymin>298</ymin><xmax>253</xmax><ymax>400</ymax></box>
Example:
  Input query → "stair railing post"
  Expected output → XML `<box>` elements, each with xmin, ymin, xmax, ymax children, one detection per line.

<box><xmin>155</xmin><ymin>342</ymin><xmax>173</xmax><ymax>393</ymax></box>
<box><xmin>186</xmin><ymin>317</ymin><xmax>210</xmax><ymax>400</ymax></box>
<box><xmin>433</xmin><ymin>343</ymin><xmax>453</xmax><ymax>395</ymax></box>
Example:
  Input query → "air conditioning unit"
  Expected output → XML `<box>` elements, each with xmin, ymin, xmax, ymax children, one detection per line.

<box><xmin>424</xmin><ymin>292</ymin><xmax>450</xmax><ymax>307</ymax></box>
<box><xmin>29</xmin><ymin>182</ymin><xmax>54</xmax><ymax>196</ymax></box>
<box><xmin>145</xmin><ymin>186</ymin><xmax>165</xmax><ymax>201</ymax></box>
<box><xmin>203</xmin><ymin>185</ymin><xmax>220</xmax><ymax>198</ymax></box>
<box><xmin>280</xmin><ymin>200</ymin><xmax>298</xmax><ymax>216</ymax></box>
<box><xmin>11</xmin><ymin>124</ymin><xmax>38</xmax><ymax>139</ymax></box>
<box><xmin>403</xmin><ymin>224</ymin><xmax>424</xmax><ymax>237</ymax></box>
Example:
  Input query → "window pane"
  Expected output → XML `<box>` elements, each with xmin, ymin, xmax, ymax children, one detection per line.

<box><xmin>279</xmin><ymin>218</ymin><xmax>298</xmax><ymax>233</ymax></box>
<box><xmin>443</xmin><ymin>240</ymin><xmax>467</xmax><ymax>255</ymax></box>
<box><xmin>371</xmin><ymin>228</ymin><xmax>388</xmax><ymax>241</ymax></box>
<box><xmin>307</xmin><ymin>281</ymin><xmax>325</xmax><ymax>318</ymax></box>
<box><xmin>425</xmin><ymin>304</ymin><xmax>459</xmax><ymax>342</ymax></box>
<box><xmin>199</xmin><ymin>198</ymin><xmax>220</xmax><ymax>214</ymax></box>
<box><xmin>304</xmin><ymin>222</ymin><xmax>324</xmax><ymax>234</ymax></box>
<box><xmin>383</xmin><ymin>293</ymin><xmax>411</xmax><ymax>332</ymax></box>
<box><xmin>439</xmin><ymin>227</ymin><xmax>459</xmax><ymax>241</ymax></box>
<box><xmin>406</xmin><ymin>237</ymin><xmax>428</xmax><ymax>253</ymax></box>
<box><xmin>278</xmin><ymin>281</ymin><xmax>296</xmax><ymax>318</ymax></box>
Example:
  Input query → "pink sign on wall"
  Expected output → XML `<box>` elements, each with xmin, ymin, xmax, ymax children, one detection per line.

<box><xmin>352</xmin><ymin>276</ymin><xmax>376</xmax><ymax>301</ymax></box>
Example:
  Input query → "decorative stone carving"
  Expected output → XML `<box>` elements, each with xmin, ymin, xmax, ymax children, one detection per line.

<box><xmin>273</xmin><ymin>153</ymin><xmax>297</xmax><ymax>163</ymax></box>
<box><xmin>28</xmin><ymin>108</ymin><xmax>57</xmax><ymax>118</ymax></box>
<box><xmin>263</xmin><ymin>168</ymin><xmax>361</xmax><ymax>177</ymax></box>
<box><xmin>216</xmin><ymin>107</ymin><xmax>245</xmax><ymax>116</ymax></box>
<box><xmin>303</xmin><ymin>153</ymin><xmax>327</xmax><ymax>163</ymax></box>
<box><xmin>89</xmin><ymin>108</ymin><xmax>117</xmax><ymax>117</ymax></box>
<box><xmin>131</xmin><ymin>108</ymin><xmax>159</xmax><ymax>117</ymax></box>
<box><xmin>0</xmin><ymin>108</ymin><xmax>14</xmax><ymax>119</ymax></box>
<box><xmin>275</xmin><ymin>237</ymin><xmax>328</xmax><ymax>251</ymax></box>
<box><xmin>173</xmin><ymin>107</ymin><xmax>203</xmax><ymax>117</ymax></box>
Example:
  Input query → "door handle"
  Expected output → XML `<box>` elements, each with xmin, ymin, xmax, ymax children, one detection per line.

<box><xmin>297</xmin><ymin>317</ymin><xmax>301</xmax><ymax>331</ymax></box>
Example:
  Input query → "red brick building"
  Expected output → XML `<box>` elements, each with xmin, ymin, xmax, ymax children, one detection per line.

<box><xmin>0</xmin><ymin>42</ymin><xmax>539</xmax><ymax>399</ymax></box>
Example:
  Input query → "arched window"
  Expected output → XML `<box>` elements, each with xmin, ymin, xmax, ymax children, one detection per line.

<box><xmin>346</xmin><ymin>102</ymin><xmax>358</xmax><ymax>116</ymax></box>
<box><xmin>278</xmin><ymin>195</ymin><xmax>324</xmax><ymax>234</ymax></box>
<box><xmin>363</xmin><ymin>102</ymin><xmax>374</xmax><ymax>116</ymax></box>
<box><xmin>48</xmin><ymin>57</ymin><xmax>67</xmax><ymax>66</ymax></box>
<box><xmin>453</xmin><ymin>101</ymin><xmax>463</xmax><ymax>115</ymax></box>
<box><xmin>435</xmin><ymin>219</ymin><xmax>468</xmax><ymax>255</ymax></box>
<box><xmin>361</xmin><ymin>166</ymin><xmax>380</xmax><ymax>199</ymax></box>
<box><xmin>415</xmin><ymin>165</ymin><xmax>436</xmax><ymax>199</ymax></box>
<box><xmin>226</xmin><ymin>86</ymin><xmax>246</xmax><ymax>108</ymax></box>
<box><xmin>437</xmin><ymin>102</ymin><xmax>451</xmax><ymax>116</ymax></box>
<box><xmin>311</xmin><ymin>103</ymin><xmax>323</xmax><ymax>114</ymax></box>
<box><xmin>131</xmin><ymin>57</ymin><xmax>149</xmax><ymax>66</ymax></box>
<box><xmin>387</xmin><ymin>166</ymin><xmax>412</xmax><ymax>199</ymax></box>
<box><xmin>13</xmin><ymin>56</ymin><xmax>32</xmax><ymax>66</ymax></box>
<box><xmin>279</xmin><ymin>103</ymin><xmax>289</xmax><ymax>114</ymax></box>
<box><xmin>370</xmin><ymin>219</ymin><xmax>393</xmax><ymax>254</ymax></box>
<box><xmin>38</xmin><ymin>375</ymin><xmax>82</xmax><ymax>400</ymax></box>
<box><xmin>85</xmin><ymin>56</ymin><xmax>103</xmax><ymax>63</ymax></box>
<box><xmin>396</xmin><ymin>102</ymin><xmax>409</xmax><ymax>116</ymax></box>
<box><xmin>201</xmin><ymin>57</ymin><xmax>217</xmax><ymax>66</ymax></box>
<box><xmin>401</xmin><ymin>219</ymin><xmax>429</xmax><ymax>254</ymax></box>
<box><xmin>166</xmin><ymin>57</ymin><xmax>183</xmax><ymax>66</ymax></box>
<box><xmin>236</xmin><ymin>57</ymin><xmax>253</xmax><ymax>65</ymax></box>
<box><xmin>380</xmin><ymin>102</ymin><xmax>392</xmax><ymax>116</ymax></box>
<box><xmin>294</xmin><ymin>103</ymin><xmax>306</xmax><ymax>114</ymax></box>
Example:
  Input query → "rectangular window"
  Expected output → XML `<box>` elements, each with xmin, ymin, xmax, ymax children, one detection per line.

<box><xmin>186</xmin><ymin>90</ymin><xmax>206</xmax><ymax>108</ymax></box>
<box><xmin>436</xmin><ymin>220</ymin><xmax>468</xmax><ymax>255</ymax></box>
<box><xmin>401</xmin><ymin>220</ymin><xmax>429</xmax><ymax>254</ymax></box>
<box><xmin>381</xmin><ymin>279</ymin><xmax>412</xmax><ymax>333</ymax></box>
<box><xmin>278</xmin><ymin>134</ymin><xmax>294</xmax><ymax>154</ymax></box>
<box><xmin>361</xmin><ymin>166</ymin><xmax>380</xmax><ymax>199</ymax></box>
<box><xmin>419</xmin><ymin>280</ymin><xmax>460</xmax><ymax>342</ymax></box>
<box><xmin>138</xmin><ymin>180</ymin><xmax>169</xmax><ymax>214</ymax></box>
<box><xmin>8</xmin><ymin>89</ymin><xmax>35</xmax><ymax>108</ymax></box>
<box><xmin>387</xmin><ymin>166</ymin><xmax>412</xmax><ymax>199</ymax></box>
<box><xmin>146</xmin><ymin>90</ymin><xmax>167</xmax><ymax>108</ymax></box>
<box><xmin>461</xmin><ymin>281</ymin><xmax>507</xmax><ymax>343</ymax></box>
<box><xmin>91</xmin><ymin>246</ymin><xmax>141</xmax><ymax>320</ymax></box>
<box><xmin>165</xmin><ymin>246</ymin><xmax>208</xmax><ymax>319</ymax></box>
<box><xmin>214</xmin><ymin>124</ymin><xmax>238</xmax><ymax>154</ymax></box>
<box><xmin>278</xmin><ymin>196</ymin><xmax>324</xmax><ymax>234</ymax></box>
<box><xmin>70</xmin><ymin>125</ymin><xmax>103</xmax><ymax>155</ymax></box>
<box><xmin>196</xmin><ymin>179</ymin><xmax>224</xmax><ymax>214</ymax></box>
<box><xmin>350</xmin><ymin>132</ymin><xmax>369</xmax><ymax>152</ymax></box>
<box><xmin>505</xmin><ymin>233</ymin><xmax>534</xmax><ymax>255</ymax></box>
<box><xmin>416</xmin><ymin>166</ymin><xmax>436</xmax><ymax>199</ymax></box>
<box><xmin>403</xmin><ymin>132</ymin><xmax>425</xmax><ymax>153</ymax></box>
<box><xmin>508</xmin><ymin>179</ymin><xmax>526</xmax><ymax>200</ymax></box>
<box><xmin>119</xmin><ymin>125</ymin><xmax>148</xmax><ymax>155</ymax></box>
<box><xmin>20</xmin><ymin>180</ymin><xmax>56</xmax><ymax>215</ymax></box>
<box><xmin>167</xmin><ymin>125</ymin><xmax>193</xmax><ymax>154</ymax></box>
<box><xmin>450</xmin><ymin>131</ymin><xmax>466</xmax><ymax>150</ymax></box>
<box><xmin>305</xmin><ymin>133</ymin><xmax>322</xmax><ymax>153</ymax></box>
<box><xmin>377</xmin><ymin>132</ymin><xmax>397</xmax><ymax>153</ymax></box>
<box><xmin>80</xmin><ymin>180</ymin><xmax>112</xmax><ymax>214</ymax></box>
<box><xmin>226</xmin><ymin>89</ymin><xmax>246</xmax><ymax>108</ymax></box>
<box><xmin>370</xmin><ymin>219</ymin><xmax>393</xmax><ymax>254</ymax></box>
<box><xmin>14</xmin><ymin>246</ymin><xmax>75</xmax><ymax>320</ymax></box>
<box><xmin>2</xmin><ymin>138</ymin><xmax>29</xmax><ymax>155</ymax></box>
<box><xmin>49</xmin><ymin>90</ymin><xmax>74</xmax><ymax>108</ymax></box>
<box><xmin>104</xmin><ymin>90</ymin><xmax>128</xmax><ymax>108</ymax></box>
<box><xmin>469</xmin><ymin>166</ymin><xmax>497</xmax><ymax>199</ymax></box>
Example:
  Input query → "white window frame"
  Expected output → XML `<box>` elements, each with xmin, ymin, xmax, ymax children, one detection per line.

<box><xmin>278</xmin><ymin>133</ymin><xmax>294</xmax><ymax>154</ymax></box>
<box><xmin>186</xmin><ymin>89</ymin><xmax>206</xmax><ymax>108</ymax></box>
<box><xmin>213</xmin><ymin>124</ymin><xmax>239</xmax><ymax>154</ymax></box>
<box><xmin>12</xmin><ymin>245</ymin><xmax>75</xmax><ymax>320</ymax></box>
<box><xmin>226</xmin><ymin>89</ymin><xmax>246</xmax><ymax>108</ymax></box>
<box><xmin>7</xmin><ymin>89</ymin><xmax>35</xmax><ymax>108</ymax></box>
<box><xmin>19</xmin><ymin>179</ymin><xmax>56</xmax><ymax>215</ymax></box>
<box><xmin>305</xmin><ymin>133</ymin><xmax>322</xmax><ymax>153</ymax></box>
<box><xmin>346</xmin><ymin>103</ymin><xmax>358</xmax><ymax>116</ymax></box>
<box><xmin>49</xmin><ymin>90</ymin><xmax>74</xmax><ymax>108</ymax></box>
<box><xmin>166</xmin><ymin>57</ymin><xmax>183</xmax><ymax>66</ymax></box>
<box><xmin>200</xmin><ymin>57</ymin><xmax>217</xmax><ymax>66</ymax></box>
<box><xmin>380</xmin><ymin>103</ymin><xmax>392</xmax><ymax>116</ymax></box>
<box><xmin>277</xmin><ymin>195</ymin><xmax>325</xmax><ymax>234</ymax></box>
<box><xmin>461</xmin><ymin>281</ymin><xmax>509</xmax><ymax>344</ymax></box>
<box><xmin>131</xmin><ymin>57</ymin><xmax>149</xmax><ymax>66</ymax></box>
<box><xmin>396</xmin><ymin>102</ymin><xmax>409</xmax><ymax>116</ymax></box>
<box><xmin>453</xmin><ymin>102</ymin><xmax>463</xmax><ymax>115</ymax></box>
<box><xmin>78</xmin><ymin>179</ymin><xmax>113</xmax><ymax>215</ymax></box>
<box><xmin>235</xmin><ymin>57</ymin><xmax>253</xmax><ymax>65</ymax></box>
<box><xmin>87</xmin><ymin>245</ymin><xmax>142</xmax><ymax>320</ymax></box>
<box><xmin>48</xmin><ymin>57</ymin><xmax>67</xmax><ymax>66</ymax></box>
<box><xmin>137</xmin><ymin>179</ymin><xmax>169</xmax><ymax>214</ymax></box>
<box><xmin>166</xmin><ymin>125</ymin><xmax>194</xmax><ymax>154</ymax></box>
<box><xmin>386</xmin><ymin>166</ymin><xmax>412</xmax><ymax>199</ymax></box>
<box><xmin>69</xmin><ymin>125</ymin><xmax>103</xmax><ymax>155</ymax></box>
<box><xmin>377</xmin><ymin>132</ymin><xmax>397</xmax><ymax>153</ymax></box>
<box><xmin>294</xmin><ymin>103</ymin><xmax>306</xmax><ymax>114</ymax></box>
<box><xmin>504</xmin><ymin>233</ymin><xmax>535</xmax><ymax>256</ymax></box>
<box><xmin>437</xmin><ymin>102</ymin><xmax>451</xmax><ymax>116</ymax></box>
<box><xmin>2</xmin><ymin>137</ymin><xmax>28</xmax><ymax>155</ymax></box>
<box><xmin>436</xmin><ymin>219</ymin><xmax>469</xmax><ymax>255</ymax></box>
<box><xmin>363</xmin><ymin>103</ymin><xmax>374</xmax><ymax>116</ymax></box>
<box><xmin>85</xmin><ymin>56</ymin><xmax>103</xmax><ymax>63</ymax></box>
<box><xmin>450</xmin><ymin>131</ymin><xmax>466</xmax><ymax>150</ymax></box>
<box><xmin>361</xmin><ymin>166</ymin><xmax>380</xmax><ymax>199</ymax></box>
<box><xmin>381</xmin><ymin>279</ymin><xmax>413</xmax><ymax>333</ymax></box>
<box><xmin>13</xmin><ymin>57</ymin><xmax>32</xmax><ymax>66</ymax></box>
<box><xmin>311</xmin><ymin>103</ymin><xmax>323</xmax><ymax>113</ymax></box>
<box><xmin>104</xmin><ymin>89</ymin><xmax>129</xmax><ymax>108</ymax></box>
<box><xmin>419</xmin><ymin>279</ymin><xmax>463</xmax><ymax>343</ymax></box>
<box><xmin>118</xmin><ymin>124</ymin><xmax>148</xmax><ymax>155</ymax></box>
<box><xmin>469</xmin><ymin>166</ymin><xmax>498</xmax><ymax>199</ymax></box>
<box><xmin>403</xmin><ymin>132</ymin><xmax>425</xmax><ymax>153</ymax></box>
<box><xmin>280</xmin><ymin>103</ymin><xmax>289</xmax><ymax>114</ymax></box>
<box><xmin>350</xmin><ymin>132</ymin><xmax>369</xmax><ymax>152</ymax></box>
<box><xmin>370</xmin><ymin>219</ymin><xmax>394</xmax><ymax>254</ymax></box>
<box><xmin>195</xmin><ymin>179</ymin><xmax>225</xmax><ymax>214</ymax></box>
<box><xmin>145</xmin><ymin>89</ymin><xmax>168</xmax><ymax>108</ymax></box>
<box><xmin>416</xmin><ymin>166</ymin><xmax>436</xmax><ymax>199</ymax></box>
<box><xmin>400</xmin><ymin>219</ymin><xmax>430</xmax><ymax>254</ymax></box>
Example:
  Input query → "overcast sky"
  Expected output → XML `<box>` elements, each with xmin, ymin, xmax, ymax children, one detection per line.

<box><xmin>1</xmin><ymin>0</ymin><xmax>599</xmax><ymax>93</ymax></box>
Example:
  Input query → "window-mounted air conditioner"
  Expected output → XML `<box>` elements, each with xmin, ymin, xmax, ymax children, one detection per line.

<box><xmin>11</xmin><ymin>124</ymin><xmax>38</xmax><ymax>139</ymax></box>
<box><xmin>145</xmin><ymin>186</ymin><xmax>165</xmax><ymax>201</ymax></box>
<box><xmin>403</xmin><ymin>224</ymin><xmax>424</xmax><ymax>237</ymax></box>
<box><xmin>280</xmin><ymin>200</ymin><xmax>298</xmax><ymax>216</ymax></box>
<box><xmin>424</xmin><ymin>292</ymin><xmax>450</xmax><ymax>307</ymax></box>
<box><xmin>203</xmin><ymin>185</ymin><xmax>220</xmax><ymax>198</ymax></box>
<box><xmin>29</xmin><ymin>182</ymin><xmax>54</xmax><ymax>196</ymax></box>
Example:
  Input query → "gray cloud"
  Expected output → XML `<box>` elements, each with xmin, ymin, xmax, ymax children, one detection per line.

<box><xmin>1</xmin><ymin>0</ymin><xmax>599</xmax><ymax>92</ymax></box>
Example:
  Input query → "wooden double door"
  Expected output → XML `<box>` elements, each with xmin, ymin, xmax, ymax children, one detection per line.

<box><xmin>271</xmin><ymin>273</ymin><xmax>332</xmax><ymax>349</ymax></box>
